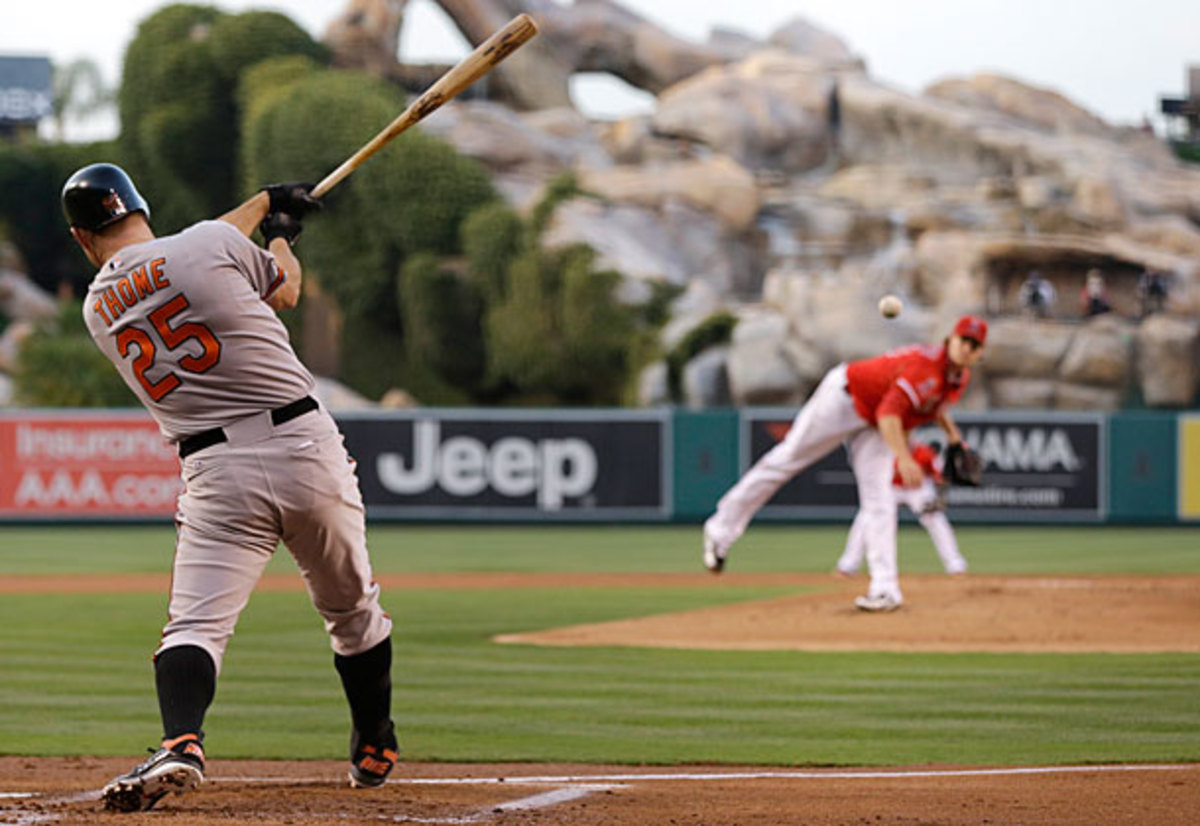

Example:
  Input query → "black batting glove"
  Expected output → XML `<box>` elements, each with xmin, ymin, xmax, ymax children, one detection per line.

<box><xmin>260</xmin><ymin>212</ymin><xmax>303</xmax><ymax>246</ymax></box>
<box><xmin>262</xmin><ymin>182</ymin><xmax>322</xmax><ymax>217</ymax></box>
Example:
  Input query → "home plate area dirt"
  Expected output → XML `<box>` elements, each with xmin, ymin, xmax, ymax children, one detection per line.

<box><xmin>2</xmin><ymin>572</ymin><xmax>1198</xmax><ymax>824</ymax></box>
<box><xmin>1</xmin><ymin>759</ymin><xmax>1198</xmax><ymax>825</ymax></box>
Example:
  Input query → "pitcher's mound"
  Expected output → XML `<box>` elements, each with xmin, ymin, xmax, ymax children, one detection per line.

<box><xmin>496</xmin><ymin>575</ymin><xmax>1200</xmax><ymax>653</ymax></box>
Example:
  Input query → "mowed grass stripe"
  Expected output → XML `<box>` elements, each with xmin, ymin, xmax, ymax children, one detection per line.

<box><xmin>0</xmin><ymin>526</ymin><xmax>1197</xmax><ymax>765</ymax></box>
<box><xmin>3</xmin><ymin>525</ymin><xmax>1200</xmax><ymax>576</ymax></box>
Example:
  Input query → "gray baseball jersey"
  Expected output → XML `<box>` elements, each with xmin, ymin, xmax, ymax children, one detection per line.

<box><xmin>83</xmin><ymin>220</ymin><xmax>315</xmax><ymax>442</ymax></box>
<box><xmin>83</xmin><ymin>219</ymin><xmax>390</xmax><ymax>673</ymax></box>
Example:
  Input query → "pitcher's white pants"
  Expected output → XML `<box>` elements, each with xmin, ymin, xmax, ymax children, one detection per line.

<box><xmin>837</xmin><ymin>480</ymin><xmax>967</xmax><ymax>575</ymax></box>
<box><xmin>704</xmin><ymin>364</ymin><xmax>905</xmax><ymax>602</ymax></box>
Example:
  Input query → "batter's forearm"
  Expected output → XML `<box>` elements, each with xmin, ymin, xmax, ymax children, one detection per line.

<box><xmin>218</xmin><ymin>192</ymin><xmax>271</xmax><ymax>237</ymax></box>
<box><xmin>266</xmin><ymin>238</ymin><xmax>302</xmax><ymax>311</ymax></box>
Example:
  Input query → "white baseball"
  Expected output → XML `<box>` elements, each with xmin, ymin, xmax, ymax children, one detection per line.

<box><xmin>878</xmin><ymin>294</ymin><xmax>903</xmax><ymax>318</ymax></box>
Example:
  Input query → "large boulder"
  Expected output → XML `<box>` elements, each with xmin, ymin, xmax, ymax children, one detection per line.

<box><xmin>578</xmin><ymin>155</ymin><xmax>761</xmax><ymax>232</ymax></box>
<box><xmin>545</xmin><ymin>198</ymin><xmax>755</xmax><ymax>294</ymax></box>
<box><xmin>660</xmin><ymin>280</ymin><xmax>727</xmax><ymax>352</ymax></box>
<box><xmin>725</xmin><ymin>309</ymin><xmax>803</xmax><ymax>405</ymax></box>
<box><xmin>924</xmin><ymin>73</ymin><xmax>1114</xmax><ymax>137</ymax></box>
<box><xmin>1054</xmin><ymin>382</ymin><xmax>1124</xmax><ymax>412</ymax></box>
<box><xmin>637</xmin><ymin>361</ymin><xmax>670</xmax><ymax>407</ymax></box>
<box><xmin>417</xmin><ymin>101</ymin><xmax>587</xmax><ymax>172</ymax></box>
<box><xmin>0</xmin><ymin>320</ymin><xmax>35</xmax><ymax>374</ymax></box>
<box><xmin>0</xmin><ymin>270</ymin><xmax>57</xmax><ymax>324</ymax></box>
<box><xmin>1069</xmin><ymin>174</ymin><xmax>1128</xmax><ymax>230</ymax></box>
<box><xmin>974</xmin><ymin>318</ymin><xmax>1074</xmax><ymax>378</ymax></box>
<box><xmin>767</xmin><ymin>17</ymin><xmax>860</xmax><ymax>66</ymax></box>
<box><xmin>1058</xmin><ymin>316</ymin><xmax>1134</xmax><ymax>386</ymax></box>
<box><xmin>761</xmin><ymin>268</ymin><xmax>922</xmax><ymax>363</ymax></box>
<box><xmin>987</xmin><ymin>377</ymin><xmax>1056</xmax><ymax>409</ymax></box>
<box><xmin>682</xmin><ymin>345</ymin><xmax>732</xmax><ymax>408</ymax></box>
<box><xmin>653</xmin><ymin>51</ymin><xmax>837</xmax><ymax>172</ymax></box>
<box><xmin>817</xmin><ymin>165</ymin><xmax>938</xmax><ymax>212</ymax></box>
<box><xmin>1121</xmin><ymin>215</ymin><xmax>1200</xmax><ymax>259</ymax></box>
<box><xmin>1136</xmin><ymin>315</ymin><xmax>1200</xmax><ymax>407</ymax></box>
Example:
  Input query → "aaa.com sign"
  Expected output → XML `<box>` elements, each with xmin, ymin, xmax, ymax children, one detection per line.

<box><xmin>0</xmin><ymin>413</ymin><xmax>180</xmax><ymax>518</ymax></box>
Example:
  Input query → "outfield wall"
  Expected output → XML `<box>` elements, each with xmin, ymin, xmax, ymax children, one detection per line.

<box><xmin>0</xmin><ymin>407</ymin><xmax>1191</xmax><ymax>524</ymax></box>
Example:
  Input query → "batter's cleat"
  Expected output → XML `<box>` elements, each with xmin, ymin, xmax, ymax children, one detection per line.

<box><xmin>702</xmin><ymin>532</ymin><xmax>727</xmax><ymax>574</ymax></box>
<box><xmin>854</xmin><ymin>593</ymin><xmax>902</xmax><ymax>612</ymax></box>
<box><xmin>348</xmin><ymin>725</ymin><xmax>400</xmax><ymax>789</ymax></box>
<box><xmin>102</xmin><ymin>736</ymin><xmax>205</xmax><ymax>812</ymax></box>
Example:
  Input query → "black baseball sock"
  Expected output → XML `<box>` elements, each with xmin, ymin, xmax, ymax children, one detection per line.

<box><xmin>154</xmin><ymin>645</ymin><xmax>216</xmax><ymax>742</ymax></box>
<box><xmin>334</xmin><ymin>636</ymin><xmax>394</xmax><ymax>747</ymax></box>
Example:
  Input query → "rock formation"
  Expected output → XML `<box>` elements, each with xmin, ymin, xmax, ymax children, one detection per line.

<box><xmin>321</xmin><ymin>0</ymin><xmax>1200</xmax><ymax>410</ymax></box>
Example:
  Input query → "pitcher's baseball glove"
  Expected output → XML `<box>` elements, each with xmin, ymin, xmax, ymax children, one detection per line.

<box><xmin>943</xmin><ymin>442</ymin><xmax>983</xmax><ymax>486</ymax></box>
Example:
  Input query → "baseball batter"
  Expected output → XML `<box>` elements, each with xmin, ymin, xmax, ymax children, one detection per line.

<box><xmin>703</xmin><ymin>315</ymin><xmax>987</xmax><ymax>611</ymax></box>
<box><xmin>835</xmin><ymin>443</ymin><xmax>968</xmax><ymax>578</ymax></box>
<box><xmin>62</xmin><ymin>163</ymin><xmax>398</xmax><ymax>812</ymax></box>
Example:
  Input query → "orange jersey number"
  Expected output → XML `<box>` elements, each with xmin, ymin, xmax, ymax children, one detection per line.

<box><xmin>115</xmin><ymin>293</ymin><xmax>222</xmax><ymax>402</ymax></box>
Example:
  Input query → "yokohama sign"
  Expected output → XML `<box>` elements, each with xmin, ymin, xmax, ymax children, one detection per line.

<box><xmin>0</xmin><ymin>413</ymin><xmax>180</xmax><ymax>518</ymax></box>
<box><xmin>743</xmin><ymin>410</ymin><xmax>1106</xmax><ymax>522</ymax></box>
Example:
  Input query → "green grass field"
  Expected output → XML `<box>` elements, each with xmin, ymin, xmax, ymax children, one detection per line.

<box><xmin>1</xmin><ymin>524</ymin><xmax>1197</xmax><ymax>766</ymax></box>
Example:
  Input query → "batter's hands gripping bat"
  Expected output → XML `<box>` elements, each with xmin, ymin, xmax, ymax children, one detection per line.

<box><xmin>310</xmin><ymin>13</ymin><xmax>539</xmax><ymax>199</ymax></box>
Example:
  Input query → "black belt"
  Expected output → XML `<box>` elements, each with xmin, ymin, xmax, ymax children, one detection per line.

<box><xmin>178</xmin><ymin>396</ymin><xmax>318</xmax><ymax>459</ymax></box>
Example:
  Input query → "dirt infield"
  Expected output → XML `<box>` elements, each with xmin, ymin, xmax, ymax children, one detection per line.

<box><xmin>1</xmin><ymin>758</ymin><xmax>1198</xmax><ymax>825</ymax></box>
<box><xmin>497</xmin><ymin>573</ymin><xmax>1200</xmax><ymax>653</ymax></box>
<box><xmin>3</xmin><ymin>571</ymin><xmax>1198</xmax><ymax>824</ymax></box>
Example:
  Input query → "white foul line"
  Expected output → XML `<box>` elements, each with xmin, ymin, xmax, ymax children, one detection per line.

<box><xmin>203</xmin><ymin>762</ymin><xmax>1198</xmax><ymax>787</ymax></box>
<box><xmin>386</xmin><ymin>763</ymin><xmax>1200</xmax><ymax>785</ymax></box>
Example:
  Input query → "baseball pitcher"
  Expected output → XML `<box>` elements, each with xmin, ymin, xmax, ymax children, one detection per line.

<box><xmin>63</xmin><ymin>163</ymin><xmax>398</xmax><ymax>811</ymax></box>
<box><xmin>703</xmin><ymin>315</ymin><xmax>987</xmax><ymax>611</ymax></box>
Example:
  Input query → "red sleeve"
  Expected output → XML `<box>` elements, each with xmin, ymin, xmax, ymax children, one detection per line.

<box><xmin>876</xmin><ymin>375</ymin><xmax>922</xmax><ymax>420</ymax></box>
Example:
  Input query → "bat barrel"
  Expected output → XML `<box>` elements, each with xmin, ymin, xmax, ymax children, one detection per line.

<box><xmin>310</xmin><ymin>13</ymin><xmax>538</xmax><ymax>199</ymax></box>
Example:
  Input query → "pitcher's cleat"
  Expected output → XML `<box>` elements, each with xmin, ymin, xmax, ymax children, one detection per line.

<box><xmin>702</xmin><ymin>532</ymin><xmax>727</xmax><ymax>574</ymax></box>
<box><xmin>102</xmin><ymin>736</ymin><xmax>205</xmax><ymax>812</ymax></box>
<box><xmin>854</xmin><ymin>593</ymin><xmax>902</xmax><ymax>613</ymax></box>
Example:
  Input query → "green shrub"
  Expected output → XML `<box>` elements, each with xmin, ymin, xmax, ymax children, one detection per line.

<box><xmin>120</xmin><ymin>4</ymin><xmax>327</xmax><ymax>232</ymax></box>
<box><xmin>14</xmin><ymin>302</ymin><xmax>136</xmax><ymax>407</ymax></box>
<box><xmin>665</xmin><ymin>311</ymin><xmax>738</xmax><ymax>400</ymax></box>
<box><xmin>0</xmin><ymin>141</ymin><xmax>120</xmax><ymax>292</ymax></box>
<box><xmin>461</xmin><ymin>202</ymin><xmax>523</xmax><ymax>301</ymax></box>
<box><xmin>481</xmin><ymin>177</ymin><xmax>653</xmax><ymax>406</ymax></box>
<box><xmin>486</xmin><ymin>247</ymin><xmax>560</xmax><ymax>394</ymax></box>
<box><xmin>208</xmin><ymin>11</ymin><xmax>327</xmax><ymax>83</ymax></box>
<box><xmin>242</xmin><ymin>67</ymin><xmax>497</xmax><ymax>397</ymax></box>
<box><xmin>1171</xmin><ymin>141</ymin><xmax>1200</xmax><ymax>165</ymax></box>
<box><xmin>397</xmin><ymin>254</ymin><xmax>485</xmax><ymax>393</ymax></box>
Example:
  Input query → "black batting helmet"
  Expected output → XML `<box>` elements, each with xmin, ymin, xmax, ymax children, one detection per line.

<box><xmin>61</xmin><ymin>163</ymin><xmax>151</xmax><ymax>231</ymax></box>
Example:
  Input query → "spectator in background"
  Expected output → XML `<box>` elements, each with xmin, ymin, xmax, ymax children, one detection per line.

<box><xmin>1019</xmin><ymin>270</ymin><xmax>1056</xmax><ymax>318</ymax></box>
<box><xmin>1080</xmin><ymin>270</ymin><xmax>1111</xmax><ymax>317</ymax></box>
<box><xmin>1138</xmin><ymin>269</ymin><xmax>1169</xmax><ymax>317</ymax></box>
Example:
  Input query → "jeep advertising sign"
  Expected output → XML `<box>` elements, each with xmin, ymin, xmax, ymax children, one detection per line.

<box><xmin>338</xmin><ymin>410</ymin><xmax>670</xmax><ymax>519</ymax></box>
<box><xmin>744</xmin><ymin>410</ymin><xmax>1105</xmax><ymax>521</ymax></box>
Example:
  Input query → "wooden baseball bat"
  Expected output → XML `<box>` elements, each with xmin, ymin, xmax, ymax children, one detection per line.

<box><xmin>311</xmin><ymin>13</ymin><xmax>539</xmax><ymax>198</ymax></box>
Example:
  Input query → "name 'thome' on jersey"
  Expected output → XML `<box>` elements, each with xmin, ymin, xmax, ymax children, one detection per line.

<box><xmin>83</xmin><ymin>221</ymin><xmax>315</xmax><ymax>443</ymax></box>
